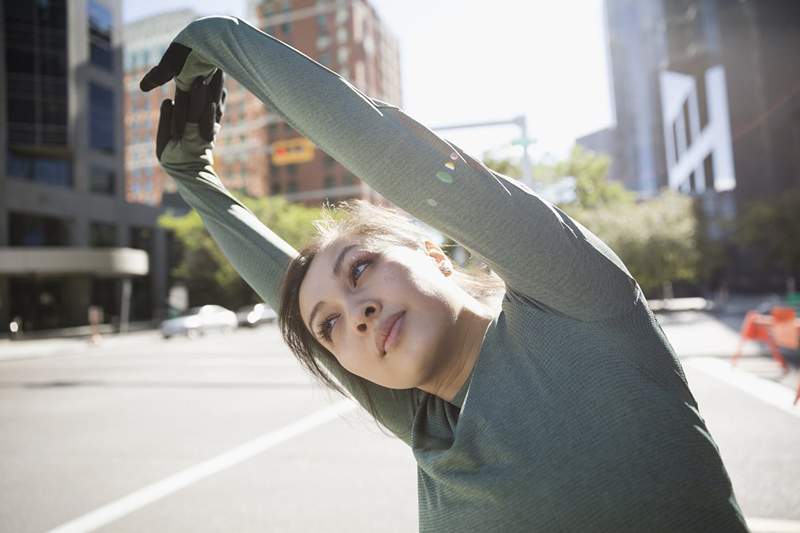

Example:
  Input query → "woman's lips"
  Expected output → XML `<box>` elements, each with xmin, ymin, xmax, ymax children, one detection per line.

<box><xmin>382</xmin><ymin>312</ymin><xmax>405</xmax><ymax>353</ymax></box>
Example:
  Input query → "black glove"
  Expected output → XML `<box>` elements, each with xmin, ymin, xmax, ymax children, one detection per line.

<box><xmin>140</xmin><ymin>43</ymin><xmax>226</xmax><ymax>159</ymax></box>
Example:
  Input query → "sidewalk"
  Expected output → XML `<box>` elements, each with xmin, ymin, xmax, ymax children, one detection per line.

<box><xmin>0</xmin><ymin>329</ymin><xmax>160</xmax><ymax>362</ymax></box>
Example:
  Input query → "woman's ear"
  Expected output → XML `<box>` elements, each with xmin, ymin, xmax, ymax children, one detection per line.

<box><xmin>424</xmin><ymin>240</ymin><xmax>453</xmax><ymax>276</ymax></box>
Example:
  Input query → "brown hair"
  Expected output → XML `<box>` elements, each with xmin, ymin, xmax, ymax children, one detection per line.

<box><xmin>278</xmin><ymin>200</ymin><xmax>505</xmax><ymax>419</ymax></box>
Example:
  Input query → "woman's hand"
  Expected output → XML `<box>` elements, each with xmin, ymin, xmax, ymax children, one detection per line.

<box><xmin>140</xmin><ymin>43</ymin><xmax>226</xmax><ymax>160</ymax></box>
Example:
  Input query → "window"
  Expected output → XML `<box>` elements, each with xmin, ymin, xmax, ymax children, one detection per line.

<box><xmin>90</xmin><ymin>165</ymin><xmax>115</xmax><ymax>195</ymax></box>
<box><xmin>9</xmin><ymin>212</ymin><xmax>71</xmax><ymax>247</ymax></box>
<box><xmin>324</xmin><ymin>175</ymin><xmax>336</xmax><ymax>189</ymax></box>
<box><xmin>90</xmin><ymin>221</ymin><xmax>117</xmax><ymax>247</ymax></box>
<box><xmin>90</xmin><ymin>82</ymin><xmax>115</xmax><ymax>153</ymax></box>
<box><xmin>5</xmin><ymin>0</ymin><xmax>68</xmax><ymax>146</ymax></box>
<box><xmin>271</xmin><ymin>181</ymin><xmax>282</xmax><ymax>195</ymax></box>
<box><xmin>7</xmin><ymin>151</ymin><xmax>72</xmax><ymax>188</ymax></box>
<box><xmin>287</xmin><ymin>180</ymin><xmax>298</xmax><ymax>193</ymax></box>
<box><xmin>89</xmin><ymin>0</ymin><xmax>113</xmax><ymax>71</ymax></box>
<box><xmin>319</xmin><ymin>51</ymin><xmax>332</xmax><ymax>67</ymax></box>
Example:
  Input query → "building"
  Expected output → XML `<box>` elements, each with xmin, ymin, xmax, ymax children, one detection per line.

<box><xmin>581</xmin><ymin>0</ymin><xmax>799</xmax><ymax>205</ymax></box>
<box><xmin>122</xmin><ymin>0</ymin><xmax>403</xmax><ymax>210</ymax></box>
<box><xmin>0</xmin><ymin>0</ymin><xmax>167</xmax><ymax>333</ymax></box>
<box><xmin>252</xmin><ymin>0</ymin><xmax>403</xmax><ymax>207</ymax></box>
<box><xmin>123</xmin><ymin>9</ymin><xmax>271</xmax><ymax>209</ymax></box>
<box><xmin>579</xmin><ymin>0</ymin><xmax>800</xmax><ymax>290</ymax></box>
<box><xmin>578</xmin><ymin>0</ymin><xmax>668</xmax><ymax>197</ymax></box>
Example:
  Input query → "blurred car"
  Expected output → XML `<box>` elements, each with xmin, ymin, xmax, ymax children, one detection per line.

<box><xmin>160</xmin><ymin>305</ymin><xmax>238</xmax><ymax>339</ymax></box>
<box><xmin>237</xmin><ymin>303</ymin><xmax>277</xmax><ymax>327</ymax></box>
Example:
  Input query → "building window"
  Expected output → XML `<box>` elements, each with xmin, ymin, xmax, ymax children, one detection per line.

<box><xmin>90</xmin><ymin>165</ymin><xmax>116</xmax><ymax>195</ymax></box>
<box><xmin>4</xmin><ymin>0</ymin><xmax>68</xmax><ymax>146</ymax></box>
<box><xmin>9</xmin><ymin>212</ymin><xmax>71</xmax><ymax>247</ymax></box>
<box><xmin>88</xmin><ymin>0</ymin><xmax>113</xmax><ymax>71</ymax></box>
<box><xmin>90</xmin><ymin>221</ymin><xmax>117</xmax><ymax>247</ymax></box>
<box><xmin>323</xmin><ymin>175</ymin><xmax>336</xmax><ymax>189</ymax></box>
<box><xmin>90</xmin><ymin>82</ymin><xmax>115</xmax><ymax>153</ymax></box>
<box><xmin>317</xmin><ymin>14</ymin><xmax>329</xmax><ymax>35</ymax></box>
<box><xmin>271</xmin><ymin>181</ymin><xmax>282</xmax><ymax>195</ymax></box>
<box><xmin>7</xmin><ymin>151</ymin><xmax>72</xmax><ymax>188</ymax></box>
<box><xmin>319</xmin><ymin>51</ymin><xmax>332</xmax><ymax>67</ymax></box>
<box><xmin>287</xmin><ymin>180</ymin><xmax>298</xmax><ymax>193</ymax></box>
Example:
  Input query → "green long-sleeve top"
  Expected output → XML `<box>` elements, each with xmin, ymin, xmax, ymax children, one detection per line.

<box><xmin>157</xmin><ymin>16</ymin><xmax>748</xmax><ymax>532</ymax></box>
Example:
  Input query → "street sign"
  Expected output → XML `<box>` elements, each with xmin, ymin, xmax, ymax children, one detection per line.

<box><xmin>271</xmin><ymin>137</ymin><xmax>316</xmax><ymax>166</ymax></box>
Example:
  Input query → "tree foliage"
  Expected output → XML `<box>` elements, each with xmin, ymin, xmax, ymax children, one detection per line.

<box><xmin>736</xmin><ymin>187</ymin><xmax>800</xmax><ymax>280</ymax></box>
<box><xmin>564</xmin><ymin>191</ymin><xmax>700</xmax><ymax>295</ymax></box>
<box><xmin>159</xmin><ymin>195</ymin><xmax>323</xmax><ymax>308</ymax></box>
<box><xmin>483</xmin><ymin>146</ymin><xmax>699</xmax><ymax>296</ymax></box>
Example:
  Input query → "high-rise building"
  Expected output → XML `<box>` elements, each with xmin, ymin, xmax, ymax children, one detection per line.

<box><xmin>579</xmin><ymin>0</ymin><xmax>800</xmax><ymax>290</ymax></box>
<box><xmin>580</xmin><ymin>0</ymin><xmax>800</xmax><ymax>207</ymax></box>
<box><xmin>252</xmin><ymin>0</ymin><xmax>403</xmax><ymax>207</ymax></box>
<box><xmin>122</xmin><ymin>9</ymin><xmax>271</xmax><ymax>209</ymax></box>
<box><xmin>578</xmin><ymin>0</ymin><xmax>668</xmax><ymax>197</ymax></box>
<box><xmin>0</xmin><ymin>0</ymin><xmax>167</xmax><ymax>332</ymax></box>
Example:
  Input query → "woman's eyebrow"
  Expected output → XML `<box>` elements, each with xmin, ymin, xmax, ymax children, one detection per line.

<box><xmin>308</xmin><ymin>244</ymin><xmax>359</xmax><ymax>331</ymax></box>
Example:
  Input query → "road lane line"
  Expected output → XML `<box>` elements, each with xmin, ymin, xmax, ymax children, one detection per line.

<box><xmin>747</xmin><ymin>517</ymin><xmax>800</xmax><ymax>532</ymax></box>
<box><xmin>686</xmin><ymin>357</ymin><xmax>799</xmax><ymax>419</ymax></box>
<box><xmin>47</xmin><ymin>399</ymin><xmax>357</xmax><ymax>533</ymax></box>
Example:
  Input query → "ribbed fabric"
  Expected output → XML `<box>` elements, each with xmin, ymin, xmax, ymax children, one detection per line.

<box><xmin>157</xmin><ymin>16</ymin><xmax>749</xmax><ymax>532</ymax></box>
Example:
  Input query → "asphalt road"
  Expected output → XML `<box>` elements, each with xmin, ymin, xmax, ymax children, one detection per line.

<box><xmin>0</xmin><ymin>312</ymin><xmax>798</xmax><ymax>533</ymax></box>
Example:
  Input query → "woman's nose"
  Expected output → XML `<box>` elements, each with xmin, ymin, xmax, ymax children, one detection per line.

<box><xmin>356</xmin><ymin>304</ymin><xmax>378</xmax><ymax>332</ymax></box>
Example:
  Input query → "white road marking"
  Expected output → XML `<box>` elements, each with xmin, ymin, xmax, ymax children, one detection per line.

<box><xmin>748</xmin><ymin>517</ymin><xmax>800</xmax><ymax>533</ymax></box>
<box><xmin>686</xmin><ymin>357</ymin><xmax>799</xmax><ymax>419</ymax></box>
<box><xmin>47</xmin><ymin>400</ymin><xmax>357</xmax><ymax>533</ymax></box>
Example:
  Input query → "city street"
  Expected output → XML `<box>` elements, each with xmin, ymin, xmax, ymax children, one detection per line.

<box><xmin>1</xmin><ymin>310</ymin><xmax>798</xmax><ymax>533</ymax></box>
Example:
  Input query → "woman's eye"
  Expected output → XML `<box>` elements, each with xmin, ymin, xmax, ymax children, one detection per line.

<box><xmin>317</xmin><ymin>315</ymin><xmax>337</xmax><ymax>343</ymax></box>
<box><xmin>350</xmin><ymin>258</ymin><xmax>371</xmax><ymax>286</ymax></box>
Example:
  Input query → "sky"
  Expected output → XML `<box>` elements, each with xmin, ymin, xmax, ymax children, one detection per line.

<box><xmin>123</xmin><ymin>0</ymin><xmax>614</xmax><ymax>162</ymax></box>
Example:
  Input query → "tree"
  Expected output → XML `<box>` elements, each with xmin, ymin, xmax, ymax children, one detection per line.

<box><xmin>564</xmin><ymin>191</ymin><xmax>700</xmax><ymax>296</ymax></box>
<box><xmin>554</xmin><ymin>145</ymin><xmax>634</xmax><ymax>209</ymax></box>
<box><xmin>736</xmin><ymin>187</ymin><xmax>800</xmax><ymax>292</ymax></box>
<box><xmin>159</xmin><ymin>195</ymin><xmax>323</xmax><ymax>309</ymax></box>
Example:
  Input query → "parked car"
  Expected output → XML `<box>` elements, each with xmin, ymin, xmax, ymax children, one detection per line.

<box><xmin>236</xmin><ymin>303</ymin><xmax>277</xmax><ymax>327</ymax></box>
<box><xmin>160</xmin><ymin>305</ymin><xmax>238</xmax><ymax>339</ymax></box>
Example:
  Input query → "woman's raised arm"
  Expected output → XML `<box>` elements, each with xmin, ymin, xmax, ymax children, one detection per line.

<box><xmin>149</xmin><ymin>73</ymin><xmax>420</xmax><ymax>445</ymax></box>
<box><xmin>149</xmin><ymin>15</ymin><xmax>639</xmax><ymax>321</ymax></box>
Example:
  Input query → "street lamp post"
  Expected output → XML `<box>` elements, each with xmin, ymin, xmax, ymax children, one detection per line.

<box><xmin>432</xmin><ymin>115</ymin><xmax>536</xmax><ymax>188</ymax></box>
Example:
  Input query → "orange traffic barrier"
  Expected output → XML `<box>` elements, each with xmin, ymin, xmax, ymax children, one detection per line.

<box><xmin>732</xmin><ymin>307</ymin><xmax>800</xmax><ymax>405</ymax></box>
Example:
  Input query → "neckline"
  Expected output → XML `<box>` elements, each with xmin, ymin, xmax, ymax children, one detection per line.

<box><xmin>449</xmin><ymin>309</ymin><xmax>500</xmax><ymax>409</ymax></box>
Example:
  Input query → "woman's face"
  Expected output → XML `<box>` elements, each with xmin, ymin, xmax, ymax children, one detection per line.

<box><xmin>298</xmin><ymin>236</ymin><xmax>461</xmax><ymax>389</ymax></box>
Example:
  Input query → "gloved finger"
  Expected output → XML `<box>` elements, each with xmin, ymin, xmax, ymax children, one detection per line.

<box><xmin>188</xmin><ymin>76</ymin><xmax>207</xmax><ymax>123</ymax></box>
<box><xmin>172</xmin><ymin>88</ymin><xmax>190</xmax><ymax>140</ymax></box>
<box><xmin>215</xmin><ymin>92</ymin><xmax>225</xmax><ymax>123</ymax></box>
<box><xmin>217</xmin><ymin>88</ymin><xmax>227</xmax><ymax>122</ymax></box>
<box><xmin>207</xmin><ymin>70</ymin><xmax>224</xmax><ymax>107</ymax></box>
<box><xmin>156</xmin><ymin>99</ymin><xmax>174</xmax><ymax>160</ymax></box>
<box><xmin>199</xmin><ymin>102</ymin><xmax>216</xmax><ymax>142</ymax></box>
<box><xmin>140</xmin><ymin>43</ymin><xmax>192</xmax><ymax>92</ymax></box>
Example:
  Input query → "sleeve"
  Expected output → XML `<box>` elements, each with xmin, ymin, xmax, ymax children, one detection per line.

<box><xmin>158</xmin><ymin>124</ymin><xmax>421</xmax><ymax>445</ymax></box>
<box><xmin>171</xmin><ymin>16</ymin><xmax>640</xmax><ymax>322</ymax></box>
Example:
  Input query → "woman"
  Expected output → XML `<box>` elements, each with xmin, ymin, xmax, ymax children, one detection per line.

<box><xmin>141</xmin><ymin>16</ymin><xmax>748</xmax><ymax>532</ymax></box>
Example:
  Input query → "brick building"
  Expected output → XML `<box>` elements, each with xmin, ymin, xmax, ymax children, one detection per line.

<box><xmin>123</xmin><ymin>0</ymin><xmax>403</xmax><ymax>210</ymax></box>
<box><xmin>123</xmin><ymin>9</ymin><xmax>270</xmax><ymax>209</ymax></box>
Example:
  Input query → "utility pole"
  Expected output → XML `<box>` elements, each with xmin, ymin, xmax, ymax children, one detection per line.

<box><xmin>432</xmin><ymin>115</ymin><xmax>535</xmax><ymax>188</ymax></box>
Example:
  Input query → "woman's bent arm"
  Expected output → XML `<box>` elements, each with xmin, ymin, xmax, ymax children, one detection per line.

<box><xmin>169</xmin><ymin>16</ymin><xmax>639</xmax><ymax>321</ymax></box>
<box><xmin>158</xmin><ymin>124</ymin><xmax>420</xmax><ymax>444</ymax></box>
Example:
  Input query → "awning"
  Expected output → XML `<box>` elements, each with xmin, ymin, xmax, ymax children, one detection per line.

<box><xmin>0</xmin><ymin>247</ymin><xmax>148</xmax><ymax>276</ymax></box>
